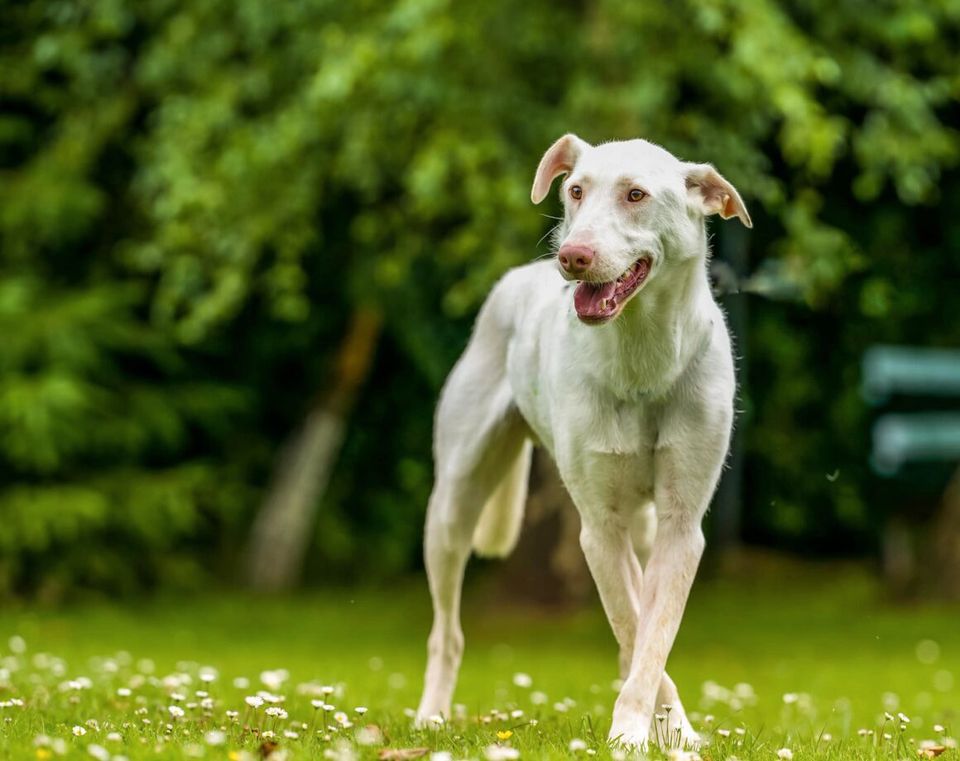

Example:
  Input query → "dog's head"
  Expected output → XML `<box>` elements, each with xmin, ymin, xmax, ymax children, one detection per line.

<box><xmin>531</xmin><ymin>134</ymin><xmax>752</xmax><ymax>325</ymax></box>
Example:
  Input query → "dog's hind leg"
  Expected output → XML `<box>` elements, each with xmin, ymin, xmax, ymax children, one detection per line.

<box><xmin>416</xmin><ymin>302</ymin><xmax>530</xmax><ymax>723</ymax></box>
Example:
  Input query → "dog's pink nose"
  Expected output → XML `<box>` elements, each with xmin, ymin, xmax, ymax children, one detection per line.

<box><xmin>557</xmin><ymin>245</ymin><xmax>595</xmax><ymax>275</ymax></box>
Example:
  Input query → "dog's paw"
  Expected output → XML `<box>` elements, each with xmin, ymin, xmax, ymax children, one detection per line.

<box><xmin>668</xmin><ymin>727</ymin><xmax>701</xmax><ymax>751</ymax></box>
<box><xmin>678</xmin><ymin>727</ymin><xmax>701</xmax><ymax>750</ymax></box>
<box><xmin>608</xmin><ymin>723</ymin><xmax>649</xmax><ymax>752</ymax></box>
<box><xmin>412</xmin><ymin>710</ymin><xmax>447</xmax><ymax>730</ymax></box>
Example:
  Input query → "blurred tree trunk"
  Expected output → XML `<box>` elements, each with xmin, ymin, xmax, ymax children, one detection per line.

<box><xmin>881</xmin><ymin>516</ymin><xmax>916</xmax><ymax>598</ymax></box>
<box><xmin>711</xmin><ymin>223</ymin><xmax>749</xmax><ymax>552</ymax></box>
<box><xmin>246</xmin><ymin>307</ymin><xmax>382</xmax><ymax>591</ymax></box>
<box><xmin>932</xmin><ymin>465</ymin><xmax>960</xmax><ymax>600</ymax></box>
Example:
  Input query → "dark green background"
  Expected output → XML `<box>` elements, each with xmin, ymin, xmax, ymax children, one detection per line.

<box><xmin>2</xmin><ymin>0</ymin><xmax>959</xmax><ymax>598</ymax></box>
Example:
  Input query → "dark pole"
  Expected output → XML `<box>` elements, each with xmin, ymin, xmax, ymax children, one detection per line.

<box><xmin>712</xmin><ymin>223</ymin><xmax>749</xmax><ymax>552</ymax></box>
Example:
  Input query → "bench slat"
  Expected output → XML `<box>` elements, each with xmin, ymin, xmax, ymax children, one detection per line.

<box><xmin>863</xmin><ymin>346</ymin><xmax>960</xmax><ymax>403</ymax></box>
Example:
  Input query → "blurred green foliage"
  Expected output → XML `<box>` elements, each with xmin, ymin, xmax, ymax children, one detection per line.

<box><xmin>1</xmin><ymin>0</ymin><xmax>959</xmax><ymax>597</ymax></box>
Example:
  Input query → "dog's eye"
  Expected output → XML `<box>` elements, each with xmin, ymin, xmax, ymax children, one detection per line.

<box><xmin>627</xmin><ymin>188</ymin><xmax>646</xmax><ymax>203</ymax></box>
<box><xmin>569</xmin><ymin>185</ymin><xmax>582</xmax><ymax>200</ymax></box>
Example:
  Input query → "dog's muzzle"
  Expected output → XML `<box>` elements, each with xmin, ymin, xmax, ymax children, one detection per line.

<box><xmin>573</xmin><ymin>257</ymin><xmax>651</xmax><ymax>324</ymax></box>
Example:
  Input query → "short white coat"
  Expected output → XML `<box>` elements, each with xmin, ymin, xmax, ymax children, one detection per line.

<box><xmin>417</xmin><ymin>135</ymin><xmax>751</xmax><ymax>750</ymax></box>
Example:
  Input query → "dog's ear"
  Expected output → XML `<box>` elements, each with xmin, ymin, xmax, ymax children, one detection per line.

<box><xmin>684</xmin><ymin>163</ymin><xmax>752</xmax><ymax>228</ymax></box>
<box><xmin>531</xmin><ymin>134</ymin><xmax>590</xmax><ymax>205</ymax></box>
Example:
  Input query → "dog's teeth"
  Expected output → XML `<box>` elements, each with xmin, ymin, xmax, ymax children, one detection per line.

<box><xmin>600</xmin><ymin>298</ymin><xmax>608</xmax><ymax>310</ymax></box>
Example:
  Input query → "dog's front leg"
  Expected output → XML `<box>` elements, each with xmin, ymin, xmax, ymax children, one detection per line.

<box><xmin>579</xmin><ymin>510</ymin><xmax>699</xmax><ymax>748</ymax></box>
<box><xmin>578</xmin><ymin>513</ymin><xmax>641</xmax><ymax>678</ymax></box>
<box><xmin>608</xmin><ymin>433</ymin><xmax>726</xmax><ymax>749</ymax></box>
<box><xmin>607</xmin><ymin>512</ymin><xmax>704</xmax><ymax>748</ymax></box>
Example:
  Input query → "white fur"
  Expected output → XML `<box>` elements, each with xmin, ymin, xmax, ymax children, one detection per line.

<box><xmin>471</xmin><ymin>438</ymin><xmax>533</xmax><ymax>557</ymax></box>
<box><xmin>416</xmin><ymin>135</ymin><xmax>750</xmax><ymax>750</ymax></box>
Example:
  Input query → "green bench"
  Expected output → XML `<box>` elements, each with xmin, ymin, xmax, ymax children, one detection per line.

<box><xmin>862</xmin><ymin>345</ymin><xmax>960</xmax><ymax>598</ymax></box>
<box><xmin>862</xmin><ymin>345</ymin><xmax>960</xmax><ymax>475</ymax></box>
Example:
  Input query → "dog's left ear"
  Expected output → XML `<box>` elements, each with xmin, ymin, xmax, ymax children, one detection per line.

<box><xmin>531</xmin><ymin>134</ymin><xmax>591</xmax><ymax>204</ymax></box>
<box><xmin>684</xmin><ymin>163</ymin><xmax>752</xmax><ymax>228</ymax></box>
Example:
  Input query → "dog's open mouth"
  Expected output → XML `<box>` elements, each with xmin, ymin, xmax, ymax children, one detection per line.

<box><xmin>573</xmin><ymin>257</ymin><xmax>651</xmax><ymax>324</ymax></box>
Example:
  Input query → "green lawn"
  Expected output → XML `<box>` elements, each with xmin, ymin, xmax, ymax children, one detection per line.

<box><xmin>1</xmin><ymin>563</ymin><xmax>958</xmax><ymax>759</ymax></box>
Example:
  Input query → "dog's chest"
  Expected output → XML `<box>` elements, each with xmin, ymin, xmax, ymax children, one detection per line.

<box><xmin>580</xmin><ymin>396</ymin><xmax>658</xmax><ymax>457</ymax></box>
<box><xmin>551</xmin><ymin>395</ymin><xmax>660</xmax><ymax>506</ymax></box>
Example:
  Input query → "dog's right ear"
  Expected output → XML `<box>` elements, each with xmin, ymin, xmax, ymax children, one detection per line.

<box><xmin>531</xmin><ymin>134</ymin><xmax>590</xmax><ymax>204</ymax></box>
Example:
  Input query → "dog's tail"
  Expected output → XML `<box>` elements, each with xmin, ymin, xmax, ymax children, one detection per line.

<box><xmin>471</xmin><ymin>438</ymin><xmax>533</xmax><ymax>558</ymax></box>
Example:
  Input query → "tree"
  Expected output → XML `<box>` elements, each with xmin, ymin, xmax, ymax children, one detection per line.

<box><xmin>1</xmin><ymin>0</ymin><xmax>959</xmax><ymax>597</ymax></box>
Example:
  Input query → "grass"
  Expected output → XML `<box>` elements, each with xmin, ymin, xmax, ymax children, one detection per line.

<box><xmin>1</xmin><ymin>562</ymin><xmax>958</xmax><ymax>760</ymax></box>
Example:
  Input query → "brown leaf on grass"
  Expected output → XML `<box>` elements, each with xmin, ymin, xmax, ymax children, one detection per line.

<box><xmin>258</xmin><ymin>740</ymin><xmax>279</xmax><ymax>758</ymax></box>
<box><xmin>918</xmin><ymin>745</ymin><xmax>947</xmax><ymax>759</ymax></box>
<box><xmin>358</xmin><ymin>724</ymin><xmax>386</xmax><ymax>745</ymax></box>
<box><xmin>377</xmin><ymin>748</ymin><xmax>430</xmax><ymax>760</ymax></box>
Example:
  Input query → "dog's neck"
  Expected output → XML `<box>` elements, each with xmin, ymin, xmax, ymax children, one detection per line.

<box><xmin>572</xmin><ymin>235</ymin><xmax>718</xmax><ymax>399</ymax></box>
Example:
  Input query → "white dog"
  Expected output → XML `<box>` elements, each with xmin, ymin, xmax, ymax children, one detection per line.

<box><xmin>416</xmin><ymin>134</ymin><xmax>751</xmax><ymax>749</ymax></box>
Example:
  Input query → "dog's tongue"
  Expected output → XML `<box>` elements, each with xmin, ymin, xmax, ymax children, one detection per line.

<box><xmin>574</xmin><ymin>281</ymin><xmax>617</xmax><ymax>320</ymax></box>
